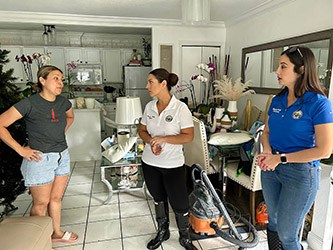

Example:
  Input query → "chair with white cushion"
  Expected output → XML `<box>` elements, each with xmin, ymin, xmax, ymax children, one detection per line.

<box><xmin>225</xmin><ymin>95</ymin><xmax>274</xmax><ymax>225</ymax></box>
<box><xmin>184</xmin><ymin>116</ymin><xmax>219</xmax><ymax>174</ymax></box>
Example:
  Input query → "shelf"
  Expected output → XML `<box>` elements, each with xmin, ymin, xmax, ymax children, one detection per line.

<box><xmin>72</xmin><ymin>91</ymin><xmax>104</xmax><ymax>97</ymax></box>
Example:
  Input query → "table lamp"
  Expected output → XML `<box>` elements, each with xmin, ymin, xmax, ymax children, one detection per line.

<box><xmin>115</xmin><ymin>96</ymin><xmax>143</xmax><ymax>140</ymax></box>
<box><xmin>115</xmin><ymin>96</ymin><xmax>142</xmax><ymax>189</ymax></box>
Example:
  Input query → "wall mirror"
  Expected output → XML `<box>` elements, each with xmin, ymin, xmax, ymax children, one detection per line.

<box><xmin>241</xmin><ymin>29</ymin><xmax>333</xmax><ymax>94</ymax></box>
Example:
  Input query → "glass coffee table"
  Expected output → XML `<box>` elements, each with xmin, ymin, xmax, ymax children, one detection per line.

<box><xmin>100</xmin><ymin>156</ymin><xmax>148</xmax><ymax>204</ymax></box>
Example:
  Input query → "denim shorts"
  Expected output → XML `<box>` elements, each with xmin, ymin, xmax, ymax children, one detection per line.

<box><xmin>21</xmin><ymin>149</ymin><xmax>70</xmax><ymax>187</ymax></box>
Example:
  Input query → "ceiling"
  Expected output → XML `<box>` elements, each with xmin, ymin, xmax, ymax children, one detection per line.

<box><xmin>0</xmin><ymin>0</ymin><xmax>289</xmax><ymax>34</ymax></box>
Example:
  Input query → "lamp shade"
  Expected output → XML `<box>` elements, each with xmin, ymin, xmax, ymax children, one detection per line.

<box><xmin>182</xmin><ymin>0</ymin><xmax>210</xmax><ymax>25</ymax></box>
<box><xmin>115</xmin><ymin>96</ymin><xmax>143</xmax><ymax>125</ymax></box>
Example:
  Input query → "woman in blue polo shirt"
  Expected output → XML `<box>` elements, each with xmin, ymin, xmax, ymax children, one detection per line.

<box><xmin>258</xmin><ymin>46</ymin><xmax>333</xmax><ymax>250</ymax></box>
<box><xmin>139</xmin><ymin>68</ymin><xmax>196</xmax><ymax>250</ymax></box>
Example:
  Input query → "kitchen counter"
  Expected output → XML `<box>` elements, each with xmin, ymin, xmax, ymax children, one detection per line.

<box><xmin>66</xmin><ymin>108</ymin><xmax>101</xmax><ymax>161</ymax></box>
<box><xmin>72</xmin><ymin>107</ymin><xmax>101</xmax><ymax>111</ymax></box>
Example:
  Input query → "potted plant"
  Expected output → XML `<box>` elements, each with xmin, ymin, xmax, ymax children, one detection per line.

<box><xmin>66</xmin><ymin>61</ymin><xmax>77</xmax><ymax>99</ymax></box>
<box><xmin>0</xmin><ymin>49</ymin><xmax>27</xmax><ymax>215</ymax></box>
<box><xmin>15</xmin><ymin>52</ymin><xmax>51</xmax><ymax>97</ymax></box>
<box><xmin>194</xmin><ymin>102</ymin><xmax>218</xmax><ymax>124</ymax></box>
<box><xmin>142</xmin><ymin>37</ymin><xmax>151</xmax><ymax>66</ymax></box>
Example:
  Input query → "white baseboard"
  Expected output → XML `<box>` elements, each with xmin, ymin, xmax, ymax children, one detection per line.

<box><xmin>307</xmin><ymin>231</ymin><xmax>333</xmax><ymax>250</ymax></box>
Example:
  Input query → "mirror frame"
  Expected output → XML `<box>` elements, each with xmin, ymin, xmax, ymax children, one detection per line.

<box><xmin>241</xmin><ymin>29</ymin><xmax>333</xmax><ymax>95</ymax></box>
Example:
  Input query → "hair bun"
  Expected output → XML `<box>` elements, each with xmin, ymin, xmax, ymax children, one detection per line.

<box><xmin>169</xmin><ymin>73</ymin><xmax>179</xmax><ymax>87</ymax></box>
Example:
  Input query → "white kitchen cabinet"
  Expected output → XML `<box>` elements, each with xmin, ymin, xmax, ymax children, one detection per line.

<box><xmin>66</xmin><ymin>48</ymin><xmax>82</xmax><ymax>63</ymax></box>
<box><xmin>22</xmin><ymin>47</ymin><xmax>45</xmax><ymax>83</ymax></box>
<box><xmin>45</xmin><ymin>47</ymin><xmax>66</xmax><ymax>74</ymax></box>
<box><xmin>122</xmin><ymin>48</ymin><xmax>134</xmax><ymax>66</ymax></box>
<box><xmin>102</xmin><ymin>49</ymin><xmax>122</xmax><ymax>83</ymax></box>
<box><xmin>66</xmin><ymin>48</ymin><xmax>101</xmax><ymax>64</ymax></box>
<box><xmin>1</xmin><ymin>46</ymin><xmax>25</xmax><ymax>85</ymax></box>
<box><xmin>85</xmin><ymin>49</ymin><xmax>101</xmax><ymax>64</ymax></box>
<box><xmin>181</xmin><ymin>45</ymin><xmax>220</xmax><ymax>105</ymax></box>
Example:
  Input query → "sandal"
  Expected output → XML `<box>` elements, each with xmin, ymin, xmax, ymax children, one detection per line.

<box><xmin>52</xmin><ymin>231</ymin><xmax>78</xmax><ymax>243</ymax></box>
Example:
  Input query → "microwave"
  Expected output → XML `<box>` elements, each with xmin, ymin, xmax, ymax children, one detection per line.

<box><xmin>71</xmin><ymin>64</ymin><xmax>102</xmax><ymax>85</ymax></box>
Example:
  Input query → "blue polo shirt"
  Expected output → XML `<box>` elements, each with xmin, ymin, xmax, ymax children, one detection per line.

<box><xmin>268</xmin><ymin>91</ymin><xmax>333</xmax><ymax>165</ymax></box>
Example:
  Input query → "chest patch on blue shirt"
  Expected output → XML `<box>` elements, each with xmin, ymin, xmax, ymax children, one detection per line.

<box><xmin>292</xmin><ymin>110</ymin><xmax>303</xmax><ymax>119</ymax></box>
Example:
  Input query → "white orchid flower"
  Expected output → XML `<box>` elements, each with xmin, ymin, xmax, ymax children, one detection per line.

<box><xmin>197</xmin><ymin>75</ymin><xmax>208</xmax><ymax>82</ymax></box>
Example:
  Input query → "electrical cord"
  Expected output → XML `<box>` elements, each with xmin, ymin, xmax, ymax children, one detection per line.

<box><xmin>214</xmin><ymin>188</ymin><xmax>252</xmax><ymax>242</ymax></box>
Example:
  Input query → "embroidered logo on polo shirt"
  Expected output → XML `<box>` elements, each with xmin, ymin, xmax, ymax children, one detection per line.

<box><xmin>272</xmin><ymin>108</ymin><xmax>281</xmax><ymax>113</ymax></box>
<box><xmin>165</xmin><ymin>115</ymin><xmax>173</xmax><ymax>122</ymax></box>
<box><xmin>147</xmin><ymin>114</ymin><xmax>155</xmax><ymax>120</ymax></box>
<box><xmin>292</xmin><ymin>110</ymin><xmax>303</xmax><ymax>119</ymax></box>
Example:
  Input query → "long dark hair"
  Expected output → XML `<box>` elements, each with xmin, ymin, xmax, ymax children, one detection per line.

<box><xmin>149</xmin><ymin>68</ymin><xmax>178</xmax><ymax>91</ymax></box>
<box><xmin>277</xmin><ymin>46</ymin><xmax>326</xmax><ymax>97</ymax></box>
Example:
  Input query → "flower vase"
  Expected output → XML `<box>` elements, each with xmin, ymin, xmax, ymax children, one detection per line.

<box><xmin>215</xmin><ymin>107</ymin><xmax>225</xmax><ymax>129</ymax></box>
<box><xmin>221</xmin><ymin>111</ymin><xmax>232</xmax><ymax>131</ymax></box>
<box><xmin>209</xmin><ymin>116</ymin><xmax>217</xmax><ymax>133</ymax></box>
<box><xmin>227</xmin><ymin>100</ymin><xmax>238</xmax><ymax>127</ymax></box>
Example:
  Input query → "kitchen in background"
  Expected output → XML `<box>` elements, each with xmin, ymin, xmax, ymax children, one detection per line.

<box><xmin>1</xmin><ymin>31</ymin><xmax>153</xmax><ymax>157</ymax></box>
<box><xmin>70</xmin><ymin>63</ymin><xmax>104</xmax><ymax>101</ymax></box>
<box><xmin>124</xmin><ymin>66</ymin><xmax>152</xmax><ymax>111</ymax></box>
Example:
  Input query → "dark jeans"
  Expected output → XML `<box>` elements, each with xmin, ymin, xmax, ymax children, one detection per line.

<box><xmin>261</xmin><ymin>162</ymin><xmax>320</xmax><ymax>250</ymax></box>
<box><xmin>142</xmin><ymin>161</ymin><xmax>189</xmax><ymax>214</ymax></box>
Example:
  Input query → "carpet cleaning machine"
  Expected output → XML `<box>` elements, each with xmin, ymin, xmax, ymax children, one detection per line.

<box><xmin>189</xmin><ymin>164</ymin><xmax>259</xmax><ymax>249</ymax></box>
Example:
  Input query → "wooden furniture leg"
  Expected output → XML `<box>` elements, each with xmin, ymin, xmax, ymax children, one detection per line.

<box><xmin>250</xmin><ymin>191</ymin><xmax>256</xmax><ymax>225</ymax></box>
<box><xmin>237</xmin><ymin>184</ymin><xmax>243</xmax><ymax>197</ymax></box>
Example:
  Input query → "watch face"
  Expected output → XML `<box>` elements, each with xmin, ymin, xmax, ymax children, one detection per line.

<box><xmin>281</xmin><ymin>155</ymin><xmax>287</xmax><ymax>163</ymax></box>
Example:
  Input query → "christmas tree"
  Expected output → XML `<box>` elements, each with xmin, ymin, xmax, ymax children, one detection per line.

<box><xmin>0</xmin><ymin>49</ymin><xmax>27</xmax><ymax>215</ymax></box>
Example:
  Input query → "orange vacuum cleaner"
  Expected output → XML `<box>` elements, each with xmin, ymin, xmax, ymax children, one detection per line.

<box><xmin>189</xmin><ymin>164</ymin><xmax>259</xmax><ymax>249</ymax></box>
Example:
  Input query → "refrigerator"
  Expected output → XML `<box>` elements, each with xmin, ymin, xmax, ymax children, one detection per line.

<box><xmin>124</xmin><ymin>66</ymin><xmax>152</xmax><ymax>111</ymax></box>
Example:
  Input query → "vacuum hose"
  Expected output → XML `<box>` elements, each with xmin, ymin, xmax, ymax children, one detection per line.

<box><xmin>191</xmin><ymin>164</ymin><xmax>260</xmax><ymax>249</ymax></box>
<box><xmin>210</xmin><ymin>215</ymin><xmax>259</xmax><ymax>248</ymax></box>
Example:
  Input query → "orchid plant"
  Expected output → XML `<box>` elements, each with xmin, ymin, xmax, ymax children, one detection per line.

<box><xmin>66</xmin><ymin>61</ymin><xmax>77</xmax><ymax>98</ymax></box>
<box><xmin>196</xmin><ymin>63</ymin><xmax>216</xmax><ymax>104</ymax></box>
<box><xmin>175</xmin><ymin>80</ymin><xmax>197</xmax><ymax>110</ymax></box>
<box><xmin>15</xmin><ymin>54</ymin><xmax>33</xmax><ymax>84</ymax></box>
<box><xmin>15</xmin><ymin>52</ymin><xmax>51</xmax><ymax>96</ymax></box>
<box><xmin>32</xmin><ymin>52</ymin><xmax>51</xmax><ymax>69</ymax></box>
<box><xmin>175</xmin><ymin>62</ymin><xmax>218</xmax><ymax>110</ymax></box>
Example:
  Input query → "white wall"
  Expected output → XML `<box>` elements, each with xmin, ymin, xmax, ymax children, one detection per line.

<box><xmin>225</xmin><ymin>0</ymin><xmax>333</xmax><ymax>110</ymax></box>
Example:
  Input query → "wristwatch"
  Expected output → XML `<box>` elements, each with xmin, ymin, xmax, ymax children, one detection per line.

<box><xmin>280</xmin><ymin>153</ymin><xmax>287</xmax><ymax>164</ymax></box>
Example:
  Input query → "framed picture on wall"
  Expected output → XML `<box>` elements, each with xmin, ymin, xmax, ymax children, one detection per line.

<box><xmin>160</xmin><ymin>45</ymin><xmax>172</xmax><ymax>72</ymax></box>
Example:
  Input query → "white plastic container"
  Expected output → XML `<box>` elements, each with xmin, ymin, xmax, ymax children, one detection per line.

<box><xmin>85</xmin><ymin>98</ymin><xmax>95</xmax><ymax>109</ymax></box>
<box><xmin>69</xmin><ymin>99</ymin><xmax>76</xmax><ymax>108</ymax></box>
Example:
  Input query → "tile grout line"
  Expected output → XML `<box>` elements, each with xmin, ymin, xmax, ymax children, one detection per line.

<box><xmin>117</xmin><ymin>192</ymin><xmax>126</xmax><ymax>250</ymax></box>
<box><xmin>61</xmin><ymin>161</ymin><xmax>76</xmax><ymax>201</ymax></box>
<box><xmin>81</xmin><ymin>160</ymin><xmax>97</xmax><ymax>250</ymax></box>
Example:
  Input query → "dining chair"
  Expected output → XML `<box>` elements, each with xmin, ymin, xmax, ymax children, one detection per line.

<box><xmin>225</xmin><ymin>95</ymin><xmax>274</xmax><ymax>225</ymax></box>
<box><xmin>184</xmin><ymin>116</ymin><xmax>220</xmax><ymax>174</ymax></box>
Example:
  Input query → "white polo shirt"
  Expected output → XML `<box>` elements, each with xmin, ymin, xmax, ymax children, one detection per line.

<box><xmin>141</xmin><ymin>95</ymin><xmax>194</xmax><ymax>168</ymax></box>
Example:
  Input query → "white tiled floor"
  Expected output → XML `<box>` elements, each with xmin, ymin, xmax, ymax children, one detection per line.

<box><xmin>9</xmin><ymin>160</ymin><xmax>269</xmax><ymax>250</ymax></box>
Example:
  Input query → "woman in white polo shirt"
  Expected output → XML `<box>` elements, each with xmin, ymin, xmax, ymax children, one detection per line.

<box><xmin>139</xmin><ymin>68</ymin><xmax>196</xmax><ymax>250</ymax></box>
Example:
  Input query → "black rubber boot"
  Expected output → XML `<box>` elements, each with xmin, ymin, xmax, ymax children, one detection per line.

<box><xmin>267</xmin><ymin>229</ymin><xmax>284</xmax><ymax>250</ymax></box>
<box><xmin>175</xmin><ymin>212</ymin><xmax>198</xmax><ymax>250</ymax></box>
<box><xmin>147</xmin><ymin>201</ymin><xmax>170</xmax><ymax>249</ymax></box>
